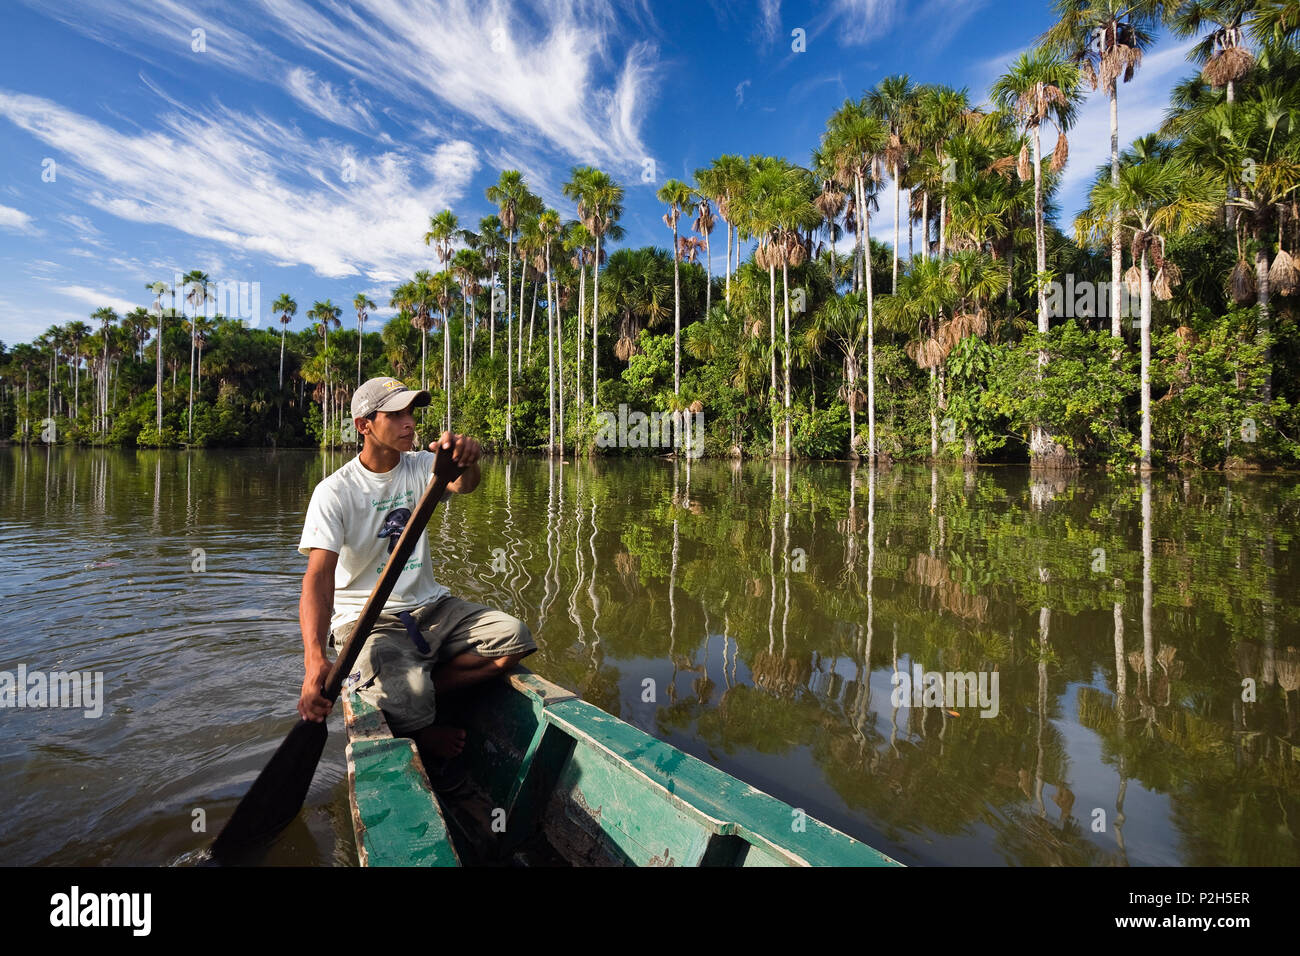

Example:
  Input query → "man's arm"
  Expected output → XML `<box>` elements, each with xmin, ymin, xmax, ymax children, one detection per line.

<box><xmin>298</xmin><ymin>547</ymin><xmax>338</xmax><ymax>722</ymax></box>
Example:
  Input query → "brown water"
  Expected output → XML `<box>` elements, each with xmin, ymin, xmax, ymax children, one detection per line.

<box><xmin>1</xmin><ymin>447</ymin><xmax>1297</xmax><ymax>866</ymax></box>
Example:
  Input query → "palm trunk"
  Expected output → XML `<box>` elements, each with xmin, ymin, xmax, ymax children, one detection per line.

<box><xmin>592</xmin><ymin>231</ymin><xmax>601</xmax><ymax>410</ymax></box>
<box><xmin>769</xmin><ymin>261</ymin><xmax>777</xmax><ymax>457</ymax></box>
<box><xmin>507</xmin><ymin>238</ymin><xmax>514</xmax><ymax>445</ymax></box>
<box><xmin>725</xmin><ymin>217</ymin><xmax>733</xmax><ymax>305</ymax></box>
<box><xmin>1140</xmin><ymin>248</ymin><xmax>1152</xmax><ymax>469</ymax></box>
<box><xmin>859</xmin><ymin>173</ymin><xmax>877</xmax><ymax>461</ymax></box>
<box><xmin>939</xmin><ymin>193</ymin><xmax>947</xmax><ymax>259</ymax></box>
<box><xmin>577</xmin><ymin>260</ymin><xmax>586</xmax><ymax>413</ymax></box>
<box><xmin>444</xmin><ymin>310</ymin><xmax>451</xmax><ymax>431</ymax></box>
<box><xmin>920</xmin><ymin>190</ymin><xmax>929</xmax><ymax>261</ymax></box>
<box><xmin>547</xmin><ymin>243</ymin><xmax>555</xmax><ymax>455</ymax></box>
<box><xmin>357</xmin><ymin>318</ymin><xmax>364</xmax><ymax>386</ymax></box>
<box><xmin>1255</xmin><ymin>235</ymin><xmax>1272</xmax><ymax>405</ymax></box>
<box><xmin>672</xmin><ymin>221</ymin><xmax>681</xmax><ymax>395</ymax></box>
<box><xmin>187</xmin><ymin>331</ymin><xmax>195</xmax><ymax>438</ymax></box>
<box><xmin>1110</xmin><ymin>89</ymin><xmax>1123</xmax><ymax>338</ymax></box>
<box><xmin>490</xmin><ymin>265</ymin><xmax>497</xmax><ymax>359</ymax></box>
<box><xmin>892</xmin><ymin>163</ymin><xmax>900</xmax><ymax>292</ymax></box>
<box><xmin>782</xmin><ymin>259</ymin><xmax>791</xmax><ymax>460</ymax></box>
<box><xmin>704</xmin><ymin>233</ymin><xmax>712</xmax><ymax>315</ymax></box>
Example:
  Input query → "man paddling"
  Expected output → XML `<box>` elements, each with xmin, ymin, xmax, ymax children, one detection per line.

<box><xmin>296</xmin><ymin>376</ymin><xmax>536</xmax><ymax>770</ymax></box>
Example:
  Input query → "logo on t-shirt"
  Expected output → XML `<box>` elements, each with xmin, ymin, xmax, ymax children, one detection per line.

<box><xmin>376</xmin><ymin>507</ymin><xmax>411</xmax><ymax>554</ymax></box>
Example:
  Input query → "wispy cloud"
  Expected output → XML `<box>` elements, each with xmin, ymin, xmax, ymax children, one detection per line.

<box><xmin>735</xmin><ymin>79</ymin><xmax>751</xmax><ymax>107</ymax></box>
<box><xmin>759</xmin><ymin>0</ymin><xmax>781</xmax><ymax>46</ymax></box>
<box><xmin>811</xmin><ymin>0</ymin><xmax>901</xmax><ymax>47</ymax></box>
<box><xmin>0</xmin><ymin>89</ymin><xmax>480</xmax><ymax>281</ymax></box>
<box><xmin>285</xmin><ymin>68</ymin><xmax>375</xmax><ymax>133</ymax></box>
<box><xmin>54</xmin><ymin>284</ymin><xmax>142</xmax><ymax>315</ymax></box>
<box><xmin>0</xmin><ymin>203</ymin><xmax>35</xmax><ymax>232</ymax></box>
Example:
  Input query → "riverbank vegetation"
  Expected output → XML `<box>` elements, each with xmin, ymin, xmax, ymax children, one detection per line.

<box><xmin>2</xmin><ymin>0</ymin><xmax>1299</xmax><ymax>468</ymax></box>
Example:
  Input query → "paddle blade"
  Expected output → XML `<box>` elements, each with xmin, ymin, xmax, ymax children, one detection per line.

<box><xmin>209</xmin><ymin>718</ymin><xmax>327</xmax><ymax>862</ymax></box>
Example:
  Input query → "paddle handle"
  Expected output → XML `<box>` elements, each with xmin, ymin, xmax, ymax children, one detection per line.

<box><xmin>321</xmin><ymin>447</ymin><xmax>464</xmax><ymax>703</ymax></box>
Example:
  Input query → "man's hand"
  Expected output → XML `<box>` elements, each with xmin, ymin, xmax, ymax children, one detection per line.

<box><xmin>432</xmin><ymin>431</ymin><xmax>482</xmax><ymax>495</ymax></box>
<box><xmin>298</xmin><ymin>657</ymin><xmax>333</xmax><ymax>722</ymax></box>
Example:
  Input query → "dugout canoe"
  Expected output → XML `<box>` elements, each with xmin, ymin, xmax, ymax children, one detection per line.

<box><xmin>342</xmin><ymin>667</ymin><xmax>901</xmax><ymax>867</ymax></box>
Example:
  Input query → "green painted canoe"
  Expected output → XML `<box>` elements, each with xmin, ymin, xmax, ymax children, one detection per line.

<box><xmin>343</xmin><ymin>668</ymin><xmax>901</xmax><ymax>867</ymax></box>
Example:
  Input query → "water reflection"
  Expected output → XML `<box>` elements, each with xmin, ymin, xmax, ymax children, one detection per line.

<box><xmin>0</xmin><ymin>447</ymin><xmax>1296</xmax><ymax>866</ymax></box>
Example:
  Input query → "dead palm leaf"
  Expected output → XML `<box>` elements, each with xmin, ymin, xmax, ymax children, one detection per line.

<box><xmin>1268</xmin><ymin>249</ymin><xmax>1298</xmax><ymax>296</ymax></box>
<box><xmin>1202</xmin><ymin>46</ymin><xmax>1255</xmax><ymax>89</ymax></box>
<box><xmin>1124</xmin><ymin>265</ymin><xmax>1143</xmax><ymax>297</ymax></box>
<box><xmin>1231</xmin><ymin>259</ymin><xmax>1256</xmax><ymax>304</ymax></box>
<box><xmin>1017</xmin><ymin>144</ymin><xmax>1031</xmax><ymax>182</ymax></box>
<box><xmin>1050</xmin><ymin>134</ymin><xmax>1069</xmax><ymax>174</ymax></box>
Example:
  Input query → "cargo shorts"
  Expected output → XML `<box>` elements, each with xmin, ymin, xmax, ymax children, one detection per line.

<box><xmin>329</xmin><ymin>594</ymin><xmax>537</xmax><ymax>736</ymax></box>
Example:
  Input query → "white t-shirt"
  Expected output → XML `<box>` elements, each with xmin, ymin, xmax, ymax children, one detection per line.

<box><xmin>298</xmin><ymin>450</ymin><xmax>449</xmax><ymax>631</ymax></box>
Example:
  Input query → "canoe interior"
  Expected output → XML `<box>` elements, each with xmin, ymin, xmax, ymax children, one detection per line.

<box><xmin>343</xmin><ymin>668</ymin><xmax>901</xmax><ymax>867</ymax></box>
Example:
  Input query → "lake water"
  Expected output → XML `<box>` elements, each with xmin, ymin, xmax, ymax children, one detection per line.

<box><xmin>1</xmin><ymin>446</ymin><xmax>1297</xmax><ymax>866</ymax></box>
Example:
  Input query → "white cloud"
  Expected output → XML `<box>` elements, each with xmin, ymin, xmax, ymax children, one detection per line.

<box><xmin>0</xmin><ymin>89</ymin><xmax>480</xmax><ymax>281</ymax></box>
<box><xmin>0</xmin><ymin>204</ymin><xmax>35</xmax><ymax>232</ymax></box>
<box><xmin>759</xmin><ymin>0</ymin><xmax>781</xmax><ymax>45</ymax></box>
<box><xmin>735</xmin><ymin>79</ymin><xmax>751</xmax><ymax>107</ymax></box>
<box><xmin>285</xmin><ymin>67</ymin><xmax>375</xmax><ymax>132</ymax></box>
<box><xmin>54</xmin><ymin>284</ymin><xmax>142</xmax><ymax>315</ymax></box>
<box><xmin>814</xmin><ymin>0</ymin><xmax>900</xmax><ymax>46</ymax></box>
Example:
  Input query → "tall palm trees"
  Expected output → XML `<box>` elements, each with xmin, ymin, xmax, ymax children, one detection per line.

<box><xmin>868</xmin><ymin>74</ymin><xmax>917</xmax><ymax>293</ymax></box>
<box><xmin>148</xmin><ymin>281</ymin><xmax>170</xmax><ymax>434</ymax></box>
<box><xmin>181</xmin><ymin>270</ymin><xmax>212</xmax><ymax>439</ymax></box>
<box><xmin>486</xmin><ymin>171</ymin><xmax>533</xmax><ymax>443</ymax></box>
<box><xmin>564</xmin><ymin>166</ymin><xmax>624</xmax><ymax>410</ymax></box>
<box><xmin>1042</xmin><ymin>0</ymin><xmax>1159</xmax><ymax>339</ymax></box>
<box><xmin>353</xmin><ymin>293</ymin><xmax>374</xmax><ymax>385</ymax></box>
<box><xmin>307</xmin><ymin>299</ymin><xmax>342</xmax><ymax>445</ymax></box>
<box><xmin>823</xmin><ymin>100</ymin><xmax>889</xmax><ymax>458</ymax></box>
<box><xmin>91</xmin><ymin>306</ymin><xmax>116</xmax><ymax>436</ymax></box>
<box><xmin>993</xmin><ymin>50</ymin><xmax>1083</xmax><ymax>464</ymax></box>
<box><xmin>657</xmin><ymin>179</ymin><xmax>696</xmax><ymax>396</ymax></box>
<box><xmin>693</xmin><ymin>193</ymin><xmax>717</xmax><ymax>314</ymax></box>
<box><xmin>1078</xmin><ymin>159</ymin><xmax>1216</xmax><ymax>467</ymax></box>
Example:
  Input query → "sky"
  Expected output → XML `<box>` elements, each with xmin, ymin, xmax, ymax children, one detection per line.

<box><xmin>0</xmin><ymin>0</ymin><xmax>1201</xmax><ymax>346</ymax></box>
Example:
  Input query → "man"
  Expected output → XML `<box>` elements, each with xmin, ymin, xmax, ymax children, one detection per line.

<box><xmin>296</xmin><ymin>376</ymin><xmax>536</xmax><ymax>769</ymax></box>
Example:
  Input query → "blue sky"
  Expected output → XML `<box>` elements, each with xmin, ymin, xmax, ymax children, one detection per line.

<box><xmin>0</xmin><ymin>0</ymin><xmax>1199</xmax><ymax>345</ymax></box>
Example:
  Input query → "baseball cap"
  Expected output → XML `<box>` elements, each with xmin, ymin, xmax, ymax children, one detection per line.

<box><xmin>351</xmin><ymin>377</ymin><xmax>431</xmax><ymax>419</ymax></box>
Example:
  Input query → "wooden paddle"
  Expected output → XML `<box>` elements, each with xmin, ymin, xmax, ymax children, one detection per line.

<box><xmin>210</xmin><ymin>445</ymin><xmax>464</xmax><ymax>861</ymax></box>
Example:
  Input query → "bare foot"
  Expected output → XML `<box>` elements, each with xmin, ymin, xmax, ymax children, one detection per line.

<box><xmin>418</xmin><ymin>726</ymin><xmax>466</xmax><ymax>759</ymax></box>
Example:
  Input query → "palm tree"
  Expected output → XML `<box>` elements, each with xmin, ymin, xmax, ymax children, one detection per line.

<box><xmin>429</xmin><ymin>271</ymin><xmax>458</xmax><ymax>431</ymax></box>
<box><xmin>867</xmin><ymin>74</ymin><xmax>917</xmax><ymax>293</ymax></box>
<box><xmin>1169</xmin><ymin>0</ymin><xmax>1258</xmax><ymax>103</ymax></box>
<box><xmin>698</xmin><ymin>154</ymin><xmax>752</xmax><ymax>305</ymax></box>
<box><xmin>770</xmin><ymin>168</ymin><xmax>820</xmax><ymax>460</ymax></box>
<box><xmin>147</xmin><ymin>282</ymin><xmax>170</xmax><ymax>434</ymax></box>
<box><xmin>307</xmin><ymin>299</ymin><xmax>342</xmax><ymax>445</ymax></box>
<box><xmin>993</xmin><ymin>50</ymin><xmax>1084</xmax><ymax>464</ymax></box>
<box><xmin>486</xmin><ymin>171</ymin><xmax>535</xmax><ymax>443</ymax></box>
<box><xmin>270</xmin><ymin>292</ymin><xmax>296</xmax><ymax>429</ymax></box>
<box><xmin>563</xmin><ymin>166</ymin><xmax>624</xmax><ymax>410</ymax></box>
<box><xmin>91</xmin><ymin>306</ymin><xmax>117</xmax><ymax>435</ymax></box>
<box><xmin>425</xmin><ymin>209</ymin><xmax>459</xmax><ymax>267</ymax></box>
<box><xmin>477</xmin><ymin>215</ymin><xmax>505</xmax><ymax>359</ymax></box>
<box><xmin>692</xmin><ymin>190</ymin><xmax>718</xmax><ymax>314</ymax></box>
<box><xmin>656</xmin><ymin>179</ymin><xmax>697</xmax><ymax>396</ymax></box>
<box><xmin>1042</xmin><ymin>0</ymin><xmax>1160</xmax><ymax>338</ymax></box>
<box><xmin>353</xmin><ymin>293</ymin><xmax>375</xmax><ymax>385</ymax></box>
<box><xmin>537</xmin><ymin>208</ymin><xmax>562</xmax><ymax>453</ymax></box>
<box><xmin>823</xmin><ymin>100</ymin><xmax>890</xmax><ymax>458</ymax></box>
<box><xmin>181</xmin><ymin>270</ymin><xmax>212</xmax><ymax>438</ymax></box>
<box><xmin>806</xmin><ymin>291</ymin><xmax>870</xmax><ymax>455</ymax></box>
<box><xmin>1077</xmin><ymin>159</ymin><xmax>1216</xmax><ymax>468</ymax></box>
